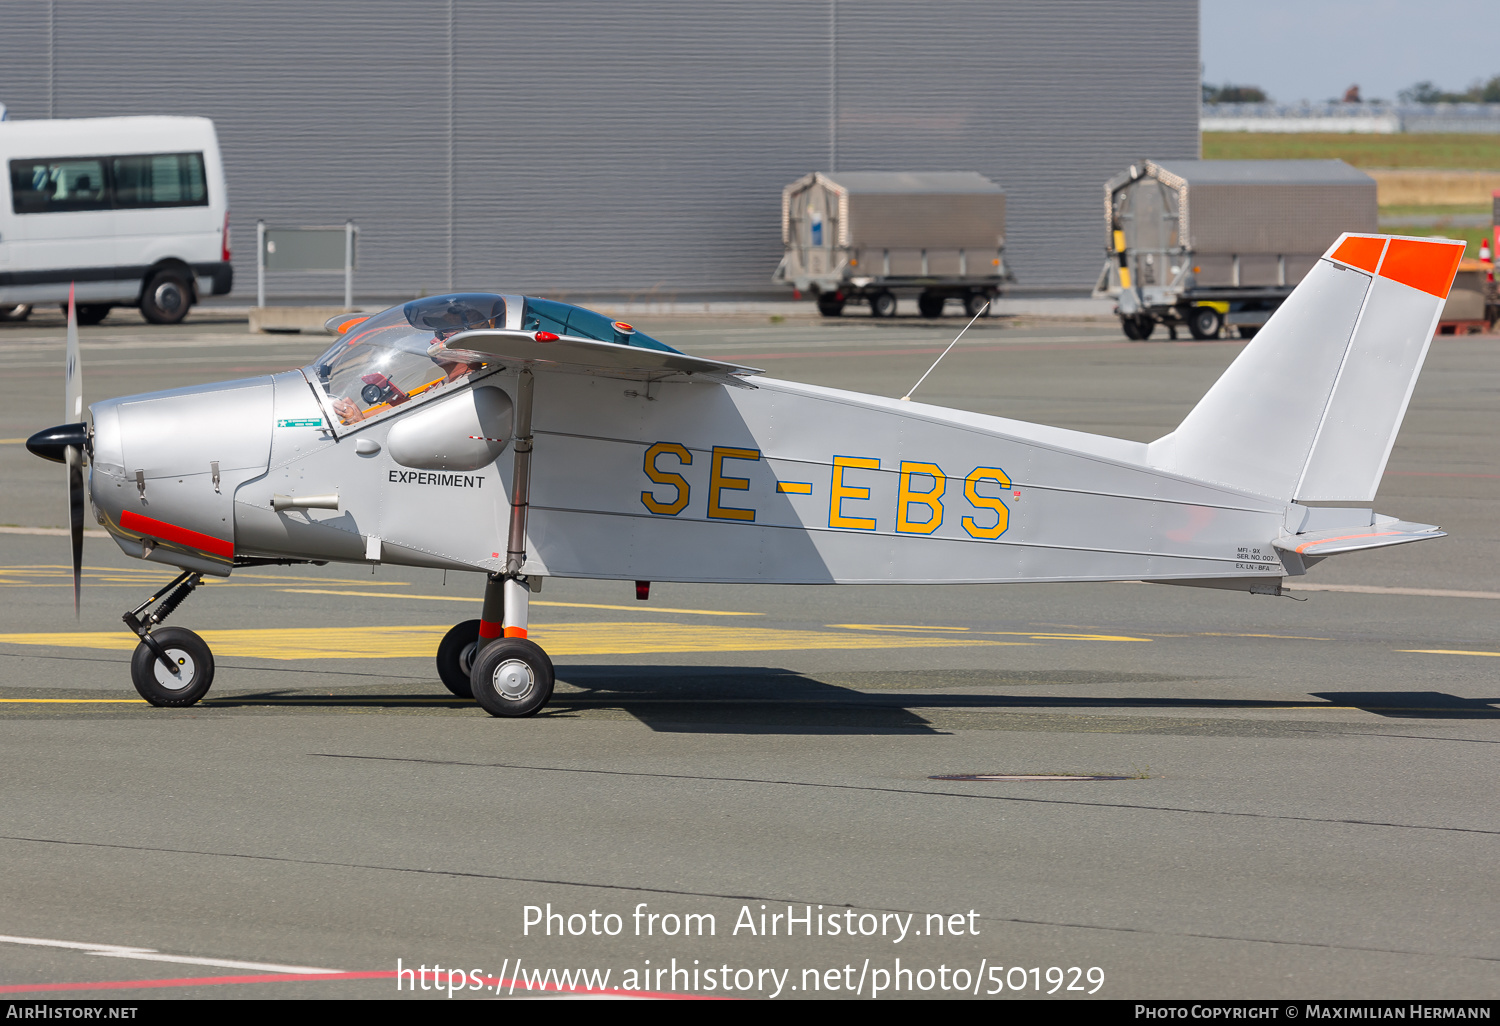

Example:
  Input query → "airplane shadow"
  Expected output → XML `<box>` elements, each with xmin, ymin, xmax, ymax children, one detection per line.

<box><xmin>198</xmin><ymin>674</ymin><xmax>1500</xmax><ymax>733</ymax></box>
<box><xmin>1310</xmin><ymin>691</ymin><xmax>1500</xmax><ymax>720</ymax></box>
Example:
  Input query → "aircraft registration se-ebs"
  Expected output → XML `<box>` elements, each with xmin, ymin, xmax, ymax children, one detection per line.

<box><xmin>26</xmin><ymin>233</ymin><xmax>1463</xmax><ymax>716</ymax></box>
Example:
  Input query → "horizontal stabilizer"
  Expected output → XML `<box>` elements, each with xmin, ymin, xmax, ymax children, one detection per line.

<box><xmin>1275</xmin><ymin>515</ymin><xmax>1443</xmax><ymax>559</ymax></box>
<box><xmin>438</xmin><ymin>328</ymin><xmax>762</xmax><ymax>387</ymax></box>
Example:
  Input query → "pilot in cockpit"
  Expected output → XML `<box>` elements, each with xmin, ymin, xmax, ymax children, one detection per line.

<box><xmin>322</xmin><ymin>294</ymin><xmax>503</xmax><ymax>425</ymax></box>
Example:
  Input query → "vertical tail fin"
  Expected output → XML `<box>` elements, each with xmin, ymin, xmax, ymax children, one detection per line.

<box><xmin>1148</xmin><ymin>234</ymin><xmax>1464</xmax><ymax>501</ymax></box>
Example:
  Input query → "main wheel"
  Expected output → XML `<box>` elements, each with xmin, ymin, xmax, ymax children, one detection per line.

<box><xmin>869</xmin><ymin>291</ymin><xmax>897</xmax><ymax>318</ymax></box>
<box><xmin>140</xmin><ymin>270</ymin><xmax>192</xmax><ymax>324</ymax></box>
<box><xmin>470</xmin><ymin>638</ymin><xmax>555</xmax><ymax>718</ymax></box>
<box><xmin>1187</xmin><ymin>305</ymin><xmax>1222</xmax><ymax>340</ymax></box>
<box><xmin>436</xmin><ymin>619</ymin><xmax>482</xmax><ymax>698</ymax></box>
<box><xmin>917</xmin><ymin>293</ymin><xmax>945</xmax><ymax>318</ymax></box>
<box><xmin>964</xmin><ymin>292</ymin><xmax>990</xmax><ymax>318</ymax></box>
<box><xmin>816</xmin><ymin>293</ymin><xmax>846</xmax><ymax>317</ymax></box>
<box><xmin>130</xmin><ymin>627</ymin><xmax>215</xmax><ymax>707</ymax></box>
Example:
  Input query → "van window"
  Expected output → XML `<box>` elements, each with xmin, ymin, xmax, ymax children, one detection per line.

<box><xmin>8</xmin><ymin>152</ymin><xmax>208</xmax><ymax>213</ymax></box>
<box><xmin>9</xmin><ymin>158</ymin><xmax>110</xmax><ymax>213</ymax></box>
<box><xmin>112</xmin><ymin>153</ymin><xmax>207</xmax><ymax>207</ymax></box>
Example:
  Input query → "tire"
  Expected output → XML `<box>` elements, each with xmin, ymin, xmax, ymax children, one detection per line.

<box><xmin>917</xmin><ymin>293</ymin><xmax>945</xmax><ymax>318</ymax></box>
<box><xmin>130</xmin><ymin>627</ymin><xmax>215</xmax><ymax>707</ymax></box>
<box><xmin>74</xmin><ymin>304</ymin><xmax>111</xmax><ymax>326</ymax></box>
<box><xmin>869</xmin><ymin>291</ymin><xmax>897</xmax><ymax>318</ymax></box>
<box><xmin>0</xmin><ymin>304</ymin><xmax>31</xmax><ymax>322</ymax></box>
<box><xmin>964</xmin><ymin>293</ymin><xmax>990</xmax><ymax>318</ymax></box>
<box><xmin>436</xmin><ymin>619</ymin><xmax>482</xmax><ymax>699</ymax></box>
<box><xmin>1120</xmin><ymin>316</ymin><xmax>1141</xmax><ymax>340</ymax></box>
<box><xmin>140</xmin><ymin>270</ymin><xmax>193</xmax><ymax>324</ymax></box>
<box><xmin>470</xmin><ymin>637</ymin><xmax>555</xmax><ymax>718</ymax></box>
<box><xmin>816</xmin><ymin>293</ymin><xmax>845</xmax><ymax>317</ymax></box>
<box><xmin>1135</xmin><ymin>315</ymin><xmax>1155</xmax><ymax>340</ymax></box>
<box><xmin>1187</xmin><ymin>305</ymin><xmax>1222</xmax><ymax>340</ymax></box>
<box><xmin>1236</xmin><ymin>325</ymin><xmax>1259</xmax><ymax>339</ymax></box>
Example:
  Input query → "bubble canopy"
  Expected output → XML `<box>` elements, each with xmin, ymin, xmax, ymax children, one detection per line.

<box><xmin>307</xmin><ymin>293</ymin><xmax>677</xmax><ymax>427</ymax></box>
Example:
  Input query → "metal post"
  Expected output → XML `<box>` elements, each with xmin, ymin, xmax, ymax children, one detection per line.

<box><xmin>501</xmin><ymin>368</ymin><xmax>535</xmax><ymax>638</ymax></box>
<box><xmin>344</xmin><ymin>220</ymin><xmax>354</xmax><ymax>310</ymax></box>
<box><xmin>256</xmin><ymin>220</ymin><xmax>265</xmax><ymax>308</ymax></box>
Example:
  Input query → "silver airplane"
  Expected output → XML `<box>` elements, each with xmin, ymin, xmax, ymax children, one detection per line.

<box><xmin>26</xmin><ymin>233</ymin><xmax>1462</xmax><ymax>716</ymax></box>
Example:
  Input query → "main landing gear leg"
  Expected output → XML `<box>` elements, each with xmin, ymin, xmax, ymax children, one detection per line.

<box><xmin>123</xmin><ymin>570</ymin><xmax>216</xmax><ymax>707</ymax></box>
<box><xmin>470</xmin><ymin>367</ymin><xmax>554</xmax><ymax>717</ymax></box>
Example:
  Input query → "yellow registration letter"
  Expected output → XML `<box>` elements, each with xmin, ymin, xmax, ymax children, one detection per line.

<box><xmin>709</xmin><ymin>446</ymin><xmax>760</xmax><ymax>521</ymax></box>
<box><xmin>829</xmin><ymin>456</ymin><xmax>880</xmax><ymax>530</ymax></box>
<box><xmin>896</xmin><ymin>461</ymin><xmax>946</xmax><ymax>534</ymax></box>
<box><xmin>641</xmin><ymin>442</ymin><xmax>692</xmax><ymax>516</ymax></box>
<box><xmin>962</xmin><ymin>466</ymin><xmax>1011</xmax><ymax>539</ymax></box>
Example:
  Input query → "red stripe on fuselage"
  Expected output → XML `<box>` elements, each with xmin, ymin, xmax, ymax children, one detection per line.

<box><xmin>120</xmin><ymin>509</ymin><xmax>233</xmax><ymax>559</ymax></box>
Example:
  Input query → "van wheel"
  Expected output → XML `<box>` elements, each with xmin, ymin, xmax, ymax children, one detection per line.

<box><xmin>74</xmin><ymin>305</ymin><xmax>111</xmax><ymax>326</ymax></box>
<box><xmin>141</xmin><ymin>271</ymin><xmax>192</xmax><ymax>324</ymax></box>
<box><xmin>0</xmin><ymin>304</ymin><xmax>31</xmax><ymax>322</ymax></box>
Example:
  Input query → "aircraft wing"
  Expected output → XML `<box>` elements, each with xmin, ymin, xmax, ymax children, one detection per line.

<box><xmin>435</xmin><ymin>328</ymin><xmax>762</xmax><ymax>388</ymax></box>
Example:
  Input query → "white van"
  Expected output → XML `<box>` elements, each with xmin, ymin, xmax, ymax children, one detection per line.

<box><xmin>0</xmin><ymin>115</ymin><xmax>230</xmax><ymax>324</ymax></box>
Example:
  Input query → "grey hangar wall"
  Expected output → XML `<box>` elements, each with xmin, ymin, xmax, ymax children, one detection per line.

<box><xmin>2</xmin><ymin>1</ymin><xmax>1199</xmax><ymax>299</ymax></box>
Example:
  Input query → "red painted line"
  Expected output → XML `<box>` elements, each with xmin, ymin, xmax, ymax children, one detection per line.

<box><xmin>0</xmin><ymin>969</ymin><xmax>713</xmax><ymax>999</ymax></box>
<box><xmin>120</xmin><ymin>509</ymin><xmax>233</xmax><ymax>559</ymax></box>
<box><xmin>503</xmin><ymin>626</ymin><xmax>528</xmax><ymax>639</ymax></box>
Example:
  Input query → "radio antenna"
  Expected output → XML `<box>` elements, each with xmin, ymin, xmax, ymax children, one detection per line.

<box><xmin>900</xmin><ymin>300</ymin><xmax>990</xmax><ymax>401</ymax></box>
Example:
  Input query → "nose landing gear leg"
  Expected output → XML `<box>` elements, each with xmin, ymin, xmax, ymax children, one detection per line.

<box><xmin>123</xmin><ymin>570</ymin><xmax>215</xmax><ymax>707</ymax></box>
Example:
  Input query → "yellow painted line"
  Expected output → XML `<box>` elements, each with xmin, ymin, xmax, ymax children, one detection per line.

<box><xmin>278</xmin><ymin>589</ymin><xmax>761</xmax><ymax>616</ymax></box>
<box><xmin>830</xmin><ymin>623</ymin><xmax>969</xmax><ymax>632</ymax></box>
<box><xmin>833</xmin><ymin>624</ymin><xmax>1149</xmax><ymax>643</ymax></box>
<box><xmin>1398</xmin><ymin>649</ymin><xmax>1500</xmax><ymax>657</ymax></box>
<box><xmin>0</xmin><ymin>439</ymin><xmax>24</xmax><ymax>444</ymax></box>
<box><xmin>776</xmin><ymin>482</ymin><xmax>813</xmax><ymax>494</ymax></box>
<box><xmin>1194</xmin><ymin>632</ymin><xmax>1329</xmax><ymax>641</ymax></box>
<box><xmin>0</xmin><ymin>698</ymin><xmax>144</xmax><ymax>704</ymax></box>
<box><xmin>0</xmin><ymin>622</ymin><xmax>1011</xmax><ymax>660</ymax></box>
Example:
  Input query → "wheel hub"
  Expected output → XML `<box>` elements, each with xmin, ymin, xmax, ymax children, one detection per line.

<box><xmin>154</xmin><ymin>282</ymin><xmax>185</xmax><ymax>315</ymax></box>
<box><xmin>152</xmin><ymin>648</ymin><xmax>195</xmax><ymax>690</ymax></box>
<box><xmin>493</xmin><ymin>658</ymin><xmax>534</xmax><ymax>701</ymax></box>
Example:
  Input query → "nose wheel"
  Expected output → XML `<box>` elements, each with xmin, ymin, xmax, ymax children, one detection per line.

<box><xmin>130</xmin><ymin>626</ymin><xmax>215</xmax><ymax>706</ymax></box>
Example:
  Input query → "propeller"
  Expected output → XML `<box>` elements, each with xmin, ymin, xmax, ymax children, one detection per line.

<box><xmin>24</xmin><ymin>284</ymin><xmax>88</xmax><ymax>616</ymax></box>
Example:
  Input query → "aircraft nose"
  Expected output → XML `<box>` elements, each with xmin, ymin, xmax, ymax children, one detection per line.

<box><xmin>26</xmin><ymin>422</ymin><xmax>90</xmax><ymax>463</ymax></box>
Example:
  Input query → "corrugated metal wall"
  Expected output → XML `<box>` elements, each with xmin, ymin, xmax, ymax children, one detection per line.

<box><xmin>0</xmin><ymin>0</ymin><xmax>1197</xmax><ymax>296</ymax></box>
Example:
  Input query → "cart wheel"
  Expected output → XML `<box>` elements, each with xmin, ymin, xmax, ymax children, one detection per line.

<box><xmin>816</xmin><ymin>294</ymin><xmax>845</xmax><ymax>317</ymax></box>
<box><xmin>1236</xmin><ymin>325</ymin><xmax>1259</xmax><ymax>339</ymax></box>
<box><xmin>1121</xmin><ymin>316</ymin><xmax>1141</xmax><ymax>340</ymax></box>
<box><xmin>1188</xmin><ymin>306</ymin><xmax>1222</xmax><ymax>340</ymax></box>
<box><xmin>1136</xmin><ymin>315</ymin><xmax>1155</xmax><ymax>340</ymax></box>
<box><xmin>964</xmin><ymin>293</ymin><xmax>990</xmax><ymax>318</ymax></box>
<box><xmin>917</xmin><ymin>293</ymin><xmax>945</xmax><ymax>318</ymax></box>
<box><xmin>870</xmin><ymin>292</ymin><xmax>897</xmax><ymax>318</ymax></box>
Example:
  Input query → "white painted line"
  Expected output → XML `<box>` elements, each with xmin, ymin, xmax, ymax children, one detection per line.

<box><xmin>1285</xmin><ymin>583</ymin><xmax>1500</xmax><ymax>600</ymax></box>
<box><xmin>0</xmin><ymin>932</ymin><xmax>340</xmax><ymax>974</ymax></box>
<box><xmin>0</xmin><ymin>526</ymin><xmax>109</xmax><ymax>538</ymax></box>
<box><xmin>87</xmin><ymin>951</ymin><xmax>343</xmax><ymax>974</ymax></box>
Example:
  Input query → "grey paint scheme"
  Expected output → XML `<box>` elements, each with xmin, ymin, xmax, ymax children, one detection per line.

<box><xmin>2</xmin><ymin>0</ymin><xmax>1198</xmax><ymax>293</ymax></box>
<box><xmin>387</xmin><ymin>386</ymin><xmax>513</xmax><ymax>472</ymax></box>
<box><xmin>196</xmin><ymin>364</ymin><xmax>1298</xmax><ymax>588</ymax></box>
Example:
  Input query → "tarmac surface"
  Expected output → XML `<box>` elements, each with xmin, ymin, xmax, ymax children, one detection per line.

<box><xmin>0</xmin><ymin>305</ymin><xmax>1495</xmax><ymax>1000</ymax></box>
